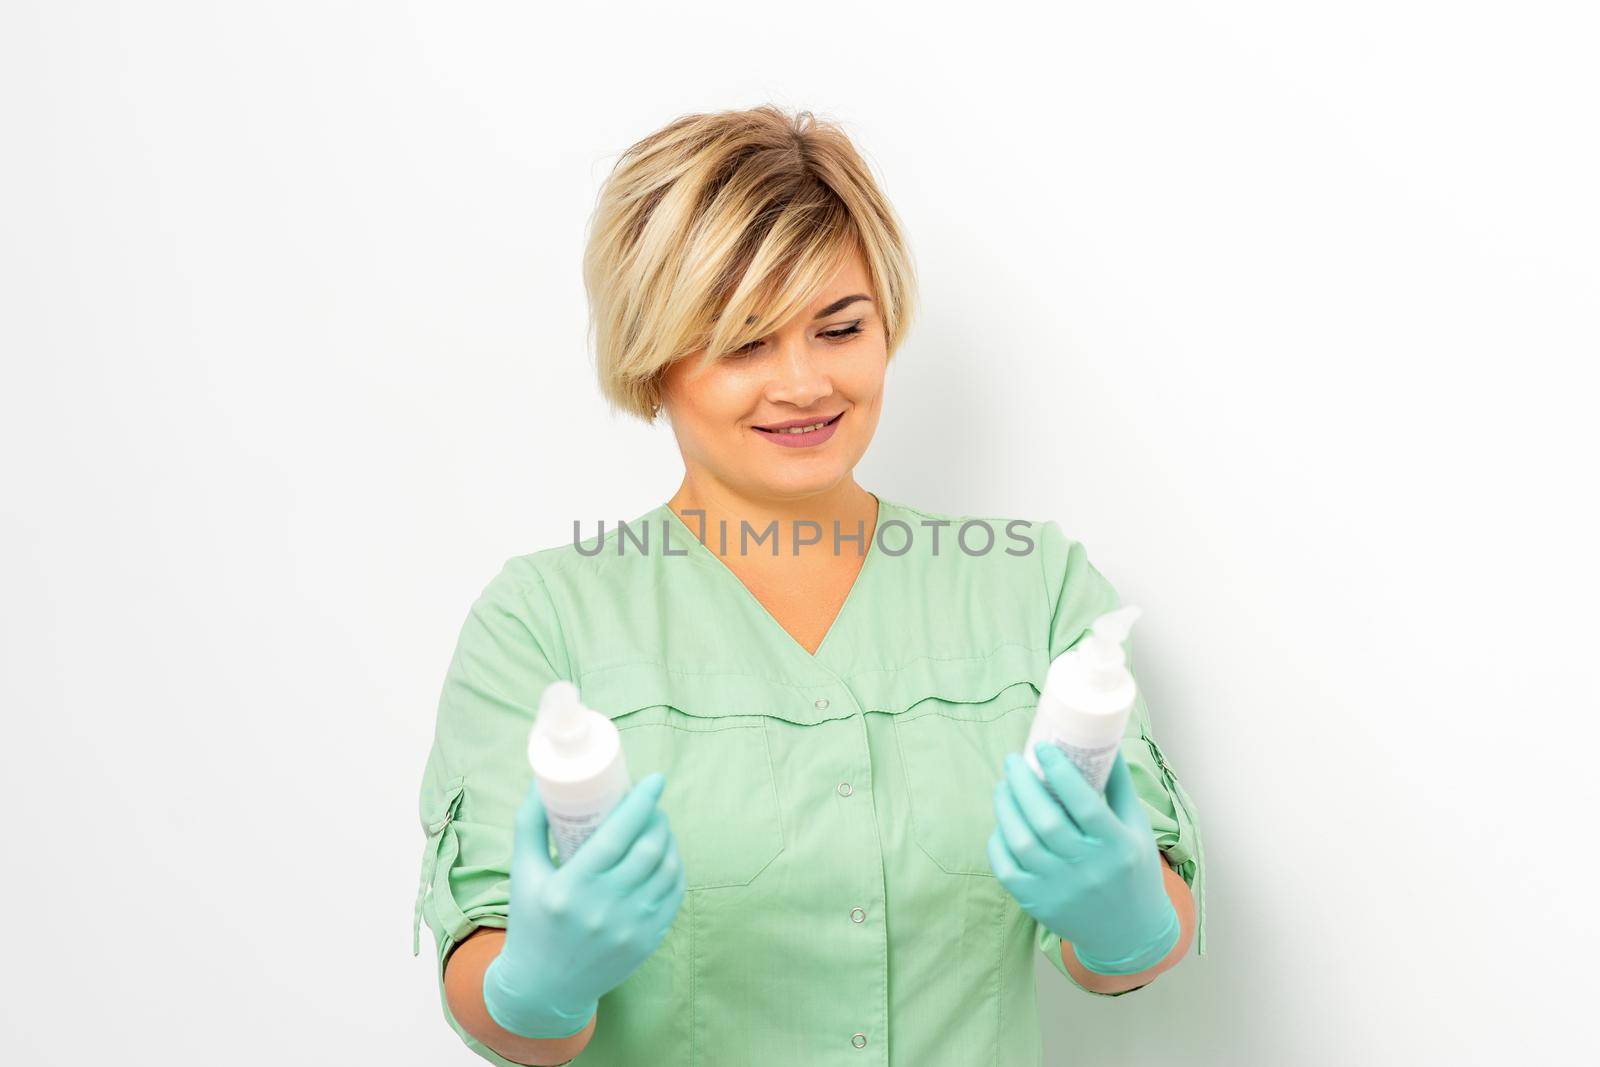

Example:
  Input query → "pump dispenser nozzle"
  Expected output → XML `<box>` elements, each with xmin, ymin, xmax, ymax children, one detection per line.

<box><xmin>1088</xmin><ymin>604</ymin><xmax>1141</xmax><ymax>647</ymax></box>
<box><xmin>1077</xmin><ymin>605</ymin><xmax>1142</xmax><ymax>689</ymax></box>
<box><xmin>535</xmin><ymin>681</ymin><xmax>591</xmax><ymax>756</ymax></box>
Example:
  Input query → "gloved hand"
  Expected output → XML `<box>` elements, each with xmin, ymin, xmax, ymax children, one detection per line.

<box><xmin>482</xmin><ymin>771</ymin><xmax>687</xmax><ymax>1038</ymax></box>
<box><xmin>987</xmin><ymin>742</ymin><xmax>1180</xmax><ymax>975</ymax></box>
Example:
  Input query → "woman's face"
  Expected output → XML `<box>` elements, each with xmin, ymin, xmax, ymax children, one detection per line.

<box><xmin>659</xmin><ymin>247</ymin><xmax>887</xmax><ymax>503</ymax></box>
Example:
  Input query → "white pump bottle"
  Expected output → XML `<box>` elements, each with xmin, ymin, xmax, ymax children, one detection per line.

<box><xmin>527</xmin><ymin>680</ymin><xmax>632</xmax><ymax>863</ymax></box>
<box><xmin>1024</xmin><ymin>605</ymin><xmax>1143</xmax><ymax>795</ymax></box>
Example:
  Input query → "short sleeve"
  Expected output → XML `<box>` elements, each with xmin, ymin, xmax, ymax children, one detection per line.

<box><xmin>412</xmin><ymin>557</ymin><xmax>572</xmax><ymax>1066</ymax></box>
<box><xmin>1031</xmin><ymin>521</ymin><xmax>1208</xmax><ymax>995</ymax></box>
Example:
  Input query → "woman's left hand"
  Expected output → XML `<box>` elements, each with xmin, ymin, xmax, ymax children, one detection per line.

<box><xmin>987</xmin><ymin>742</ymin><xmax>1181</xmax><ymax>975</ymax></box>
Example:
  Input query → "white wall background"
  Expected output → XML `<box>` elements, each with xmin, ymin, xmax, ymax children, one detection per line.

<box><xmin>3</xmin><ymin>2</ymin><xmax>1596</xmax><ymax>1064</ymax></box>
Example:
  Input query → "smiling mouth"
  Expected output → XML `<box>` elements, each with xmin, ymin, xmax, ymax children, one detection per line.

<box><xmin>752</xmin><ymin>412</ymin><xmax>844</xmax><ymax>435</ymax></box>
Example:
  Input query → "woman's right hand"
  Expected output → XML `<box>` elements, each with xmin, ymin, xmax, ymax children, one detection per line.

<box><xmin>482</xmin><ymin>772</ymin><xmax>687</xmax><ymax>1039</ymax></box>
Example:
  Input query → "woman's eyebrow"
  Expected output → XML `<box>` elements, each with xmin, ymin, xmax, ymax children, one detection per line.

<box><xmin>813</xmin><ymin>294</ymin><xmax>872</xmax><ymax>319</ymax></box>
<box><xmin>743</xmin><ymin>294</ymin><xmax>873</xmax><ymax>326</ymax></box>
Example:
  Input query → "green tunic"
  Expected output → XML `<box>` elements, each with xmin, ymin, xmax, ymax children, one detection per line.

<box><xmin>414</xmin><ymin>493</ymin><xmax>1206</xmax><ymax>1066</ymax></box>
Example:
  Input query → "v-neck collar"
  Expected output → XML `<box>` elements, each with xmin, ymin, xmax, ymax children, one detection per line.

<box><xmin>655</xmin><ymin>492</ymin><xmax>887</xmax><ymax>666</ymax></box>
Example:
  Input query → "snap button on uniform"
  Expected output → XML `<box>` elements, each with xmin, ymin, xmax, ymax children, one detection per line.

<box><xmin>851</xmin><ymin>1033</ymin><xmax>868</xmax><ymax>1049</ymax></box>
<box><xmin>850</xmin><ymin>906</ymin><xmax>865</xmax><ymax>923</ymax></box>
<box><xmin>837</xmin><ymin>781</ymin><xmax>853</xmax><ymax>797</ymax></box>
<box><xmin>814</xmin><ymin>697</ymin><xmax>830</xmax><ymax>710</ymax></box>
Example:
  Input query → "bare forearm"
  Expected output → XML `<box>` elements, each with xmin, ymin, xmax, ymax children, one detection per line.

<box><xmin>1059</xmin><ymin>852</ymin><xmax>1196</xmax><ymax>995</ymax></box>
<box><xmin>443</xmin><ymin>928</ymin><xmax>596</xmax><ymax>1066</ymax></box>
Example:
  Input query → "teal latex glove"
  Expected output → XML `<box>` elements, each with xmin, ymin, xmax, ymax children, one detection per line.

<box><xmin>482</xmin><ymin>772</ymin><xmax>687</xmax><ymax>1038</ymax></box>
<box><xmin>988</xmin><ymin>742</ymin><xmax>1181</xmax><ymax>975</ymax></box>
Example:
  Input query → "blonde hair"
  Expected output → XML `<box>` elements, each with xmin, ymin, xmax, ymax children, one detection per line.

<box><xmin>583</xmin><ymin>105</ymin><xmax>918</xmax><ymax>422</ymax></box>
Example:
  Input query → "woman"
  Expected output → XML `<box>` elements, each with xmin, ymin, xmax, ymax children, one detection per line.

<box><xmin>413</xmin><ymin>105</ymin><xmax>1206</xmax><ymax>1067</ymax></box>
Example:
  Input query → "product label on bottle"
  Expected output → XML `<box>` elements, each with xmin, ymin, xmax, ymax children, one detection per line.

<box><xmin>1046</xmin><ymin>739</ymin><xmax>1118</xmax><ymax>796</ymax></box>
<box><xmin>547</xmin><ymin>807</ymin><xmax>605</xmax><ymax>864</ymax></box>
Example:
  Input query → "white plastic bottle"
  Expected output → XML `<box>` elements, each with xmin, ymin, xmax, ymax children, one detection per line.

<box><xmin>527</xmin><ymin>680</ymin><xmax>632</xmax><ymax>863</ymax></box>
<box><xmin>1024</xmin><ymin>605</ymin><xmax>1143</xmax><ymax>795</ymax></box>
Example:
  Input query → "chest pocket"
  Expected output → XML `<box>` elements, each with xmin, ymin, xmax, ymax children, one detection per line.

<box><xmin>893</xmin><ymin>678</ymin><xmax>1040</xmax><ymax>877</ymax></box>
<box><xmin>596</xmin><ymin>681</ymin><xmax>786</xmax><ymax>891</ymax></box>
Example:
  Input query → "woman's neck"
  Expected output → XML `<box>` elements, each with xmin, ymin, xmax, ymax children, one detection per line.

<box><xmin>666</xmin><ymin>478</ymin><xmax>878</xmax><ymax>562</ymax></box>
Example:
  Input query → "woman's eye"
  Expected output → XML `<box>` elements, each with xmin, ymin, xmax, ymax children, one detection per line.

<box><xmin>727</xmin><ymin>321</ymin><xmax>863</xmax><ymax>359</ymax></box>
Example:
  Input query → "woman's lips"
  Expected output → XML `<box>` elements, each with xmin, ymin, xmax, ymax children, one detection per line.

<box><xmin>751</xmin><ymin>411</ymin><xmax>843</xmax><ymax>448</ymax></box>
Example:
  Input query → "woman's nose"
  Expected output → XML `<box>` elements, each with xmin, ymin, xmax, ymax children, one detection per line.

<box><xmin>762</xmin><ymin>337</ymin><xmax>833</xmax><ymax>406</ymax></box>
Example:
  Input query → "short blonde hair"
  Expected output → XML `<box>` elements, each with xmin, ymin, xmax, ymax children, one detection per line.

<box><xmin>583</xmin><ymin>105</ymin><xmax>918</xmax><ymax>422</ymax></box>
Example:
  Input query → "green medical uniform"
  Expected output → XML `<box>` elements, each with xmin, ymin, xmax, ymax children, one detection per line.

<box><xmin>414</xmin><ymin>494</ymin><xmax>1206</xmax><ymax>1066</ymax></box>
